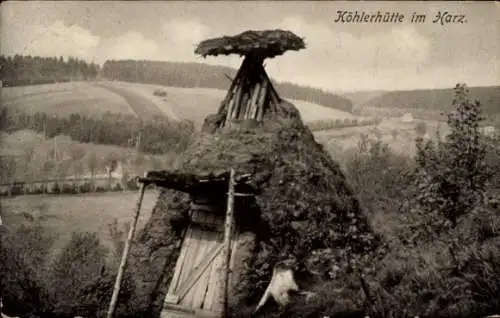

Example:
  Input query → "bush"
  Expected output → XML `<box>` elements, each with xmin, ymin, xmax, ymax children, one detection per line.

<box><xmin>153</xmin><ymin>89</ymin><xmax>167</xmax><ymax>97</ymax></box>
<box><xmin>1</xmin><ymin>222</ymin><xmax>57</xmax><ymax>316</ymax></box>
<box><xmin>415</xmin><ymin>121</ymin><xmax>427</xmax><ymax>137</ymax></box>
<box><xmin>48</xmin><ymin>232</ymin><xmax>108</xmax><ymax>316</ymax></box>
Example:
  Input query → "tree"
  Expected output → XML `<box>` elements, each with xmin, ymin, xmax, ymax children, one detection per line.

<box><xmin>415</xmin><ymin>121</ymin><xmax>427</xmax><ymax>137</ymax></box>
<box><xmin>104</xmin><ymin>152</ymin><xmax>119</xmax><ymax>190</ymax></box>
<box><xmin>48</xmin><ymin>232</ymin><xmax>107</xmax><ymax>316</ymax></box>
<box><xmin>391</xmin><ymin>129</ymin><xmax>399</xmax><ymax>140</ymax></box>
<box><xmin>86</xmin><ymin>153</ymin><xmax>98</xmax><ymax>190</ymax></box>
<box><xmin>412</xmin><ymin>84</ymin><xmax>491</xmax><ymax>228</ymax></box>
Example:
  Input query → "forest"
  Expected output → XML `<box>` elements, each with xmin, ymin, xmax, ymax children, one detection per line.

<box><xmin>0</xmin><ymin>107</ymin><xmax>195</xmax><ymax>155</ymax></box>
<box><xmin>0</xmin><ymin>55</ymin><xmax>100</xmax><ymax>87</ymax></box>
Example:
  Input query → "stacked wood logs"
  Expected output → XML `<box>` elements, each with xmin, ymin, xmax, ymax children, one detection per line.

<box><xmin>223</xmin><ymin>57</ymin><xmax>281</xmax><ymax>127</ymax></box>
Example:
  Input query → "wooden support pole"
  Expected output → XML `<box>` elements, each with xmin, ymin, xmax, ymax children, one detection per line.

<box><xmin>259</xmin><ymin>63</ymin><xmax>281</xmax><ymax>109</ymax></box>
<box><xmin>231</xmin><ymin>77</ymin><xmax>245</xmax><ymax>121</ymax></box>
<box><xmin>106</xmin><ymin>173</ymin><xmax>148</xmax><ymax>318</ymax></box>
<box><xmin>247</xmin><ymin>80</ymin><xmax>261</xmax><ymax>120</ymax></box>
<box><xmin>224</xmin><ymin>76</ymin><xmax>241</xmax><ymax>127</ymax></box>
<box><xmin>219</xmin><ymin>168</ymin><xmax>235</xmax><ymax>317</ymax></box>
<box><xmin>224</xmin><ymin>57</ymin><xmax>249</xmax><ymax>127</ymax></box>
<box><xmin>256</xmin><ymin>76</ymin><xmax>269</xmax><ymax>121</ymax></box>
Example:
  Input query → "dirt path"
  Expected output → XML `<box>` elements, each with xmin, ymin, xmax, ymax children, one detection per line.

<box><xmin>95</xmin><ymin>82</ymin><xmax>173</xmax><ymax>121</ymax></box>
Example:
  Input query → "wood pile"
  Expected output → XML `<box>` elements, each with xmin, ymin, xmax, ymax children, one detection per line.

<box><xmin>221</xmin><ymin>56</ymin><xmax>281</xmax><ymax>127</ymax></box>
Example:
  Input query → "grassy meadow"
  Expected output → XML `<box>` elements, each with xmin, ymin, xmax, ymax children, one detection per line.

<box><xmin>0</xmin><ymin>82</ymin><xmax>137</xmax><ymax>118</ymax></box>
<box><xmin>1</xmin><ymin>190</ymin><xmax>158</xmax><ymax>258</ymax></box>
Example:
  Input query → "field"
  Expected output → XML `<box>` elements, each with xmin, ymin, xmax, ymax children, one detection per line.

<box><xmin>95</xmin><ymin>81</ymin><xmax>361</xmax><ymax>126</ymax></box>
<box><xmin>1</xmin><ymin>190</ymin><xmax>158</xmax><ymax>258</ymax></box>
<box><xmin>0</xmin><ymin>82</ymin><xmax>137</xmax><ymax>118</ymax></box>
<box><xmin>315</xmin><ymin>117</ymin><xmax>451</xmax><ymax>157</ymax></box>
<box><xmin>1</xmin><ymin>81</ymin><xmax>360</xmax><ymax>127</ymax></box>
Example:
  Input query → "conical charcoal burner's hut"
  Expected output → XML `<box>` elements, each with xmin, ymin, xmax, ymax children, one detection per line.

<box><xmin>118</xmin><ymin>30</ymin><xmax>380</xmax><ymax>318</ymax></box>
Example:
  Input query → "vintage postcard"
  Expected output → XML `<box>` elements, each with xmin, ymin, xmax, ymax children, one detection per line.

<box><xmin>1</xmin><ymin>1</ymin><xmax>499</xmax><ymax>318</ymax></box>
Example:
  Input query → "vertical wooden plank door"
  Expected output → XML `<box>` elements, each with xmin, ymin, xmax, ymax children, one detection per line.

<box><xmin>162</xmin><ymin>210</ymin><xmax>226</xmax><ymax>318</ymax></box>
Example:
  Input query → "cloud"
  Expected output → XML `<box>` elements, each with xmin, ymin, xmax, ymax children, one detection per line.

<box><xmin>2</xmin><ymin>20</ymin><xmax>100</xmax><ymax>60</ymax></box>
<box><xmin>92</xmin><ymin>31</ymin><xmax>160</xmax><ymax>62</ymax></box>
<box><xmin>2</xmin><ymin>11</ymin><xmax>496</xmax><ymax>91</ymax></box>
<box><xmin>259</xmin><ymin>16</ymin><xmax>433</xmax><ymax>90</ymax></box>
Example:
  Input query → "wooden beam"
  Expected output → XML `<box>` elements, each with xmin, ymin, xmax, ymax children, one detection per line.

<box><xmin>224</xmin><ymin>76</ymin><xmax>240</xmax><ymax>127</ymax></box>
<box><xmin>247</xmin><ymin>81</ymin><xmax>261</xmax><ymax>120</ymax></box>
<box><xmin>256</xmin><ymin>77</ymin><xmax>269</xmax><ymax>122</ymax></box>
<box><xmin>231</xmin><ymin>78</ymin><xmax>245</xmax><ymax>121</ymax></box>
<box><xmin>259</xmin><ymin>63</ymin><xmax>281</xmax><ymax>104</ymax></box>
<box><xmin>106</xmin><ymin>173</ymin><xmax>147</xmax><ymax>318</ymax></box>
<box><xmin>162</xmin><ymin>304</ymin><xmax>222</xmax><ymax>318</ymax></box>
<box><xmin>219</xmin><ymin>168</ymin><xmax>235</xmax><ymax>317</ymax></box>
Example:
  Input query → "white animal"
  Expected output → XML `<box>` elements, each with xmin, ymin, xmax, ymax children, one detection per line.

<box><xmin>254</xmin><ymin>261</ymin><xmax>315</xmax><ymax>313</ymax></box>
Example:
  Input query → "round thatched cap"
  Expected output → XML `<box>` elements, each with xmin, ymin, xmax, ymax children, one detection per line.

<box><xmin>195</xmin><ymin>29</ymin><xmax>305</xmax><ymax>59</ymax></box>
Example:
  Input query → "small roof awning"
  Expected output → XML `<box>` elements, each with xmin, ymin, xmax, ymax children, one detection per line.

<box><xmin>139</xmin><ymin>170</ymin><xmax>254</xmax><ymax>194</ymax></box>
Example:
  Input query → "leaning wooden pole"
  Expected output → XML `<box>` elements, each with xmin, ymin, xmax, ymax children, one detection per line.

<box><xmin>107</xmin><ymin>172</ymin><xmax>148</xmax><ymax>318</ymax></box>
<box><xmin>220</xmin><ymin>168</ymin><xmax>236</xmax><ymax>317</ymax></box>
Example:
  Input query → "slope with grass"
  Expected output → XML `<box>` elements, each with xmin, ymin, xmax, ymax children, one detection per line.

<box><xmin>314</xmin><ymin>117</ymin><xmax>451</xmax><ymax>157</ymax></box>
<box><xmin>1</xmin><ymin>190</ymin><xmax>158</xmax><ymax>258</ymax></box>
<box><xmin>360</xmin><ymin>85</ymin><xmax>500</xmax><ymax>122</ymax></box>
<box><xmin>94</xmin><ymin>82</ymin><xmax>173</xmax><ymax>121</ymax></box>
<box><xmin>98</xmin><ymin>81</ymin><xmax>358</xmax><ymax>126</ymax></box>
<box><xmin>0</xmin><ymin>82</ymin><xmax>137</xmax><ymax>118</ymax></box>
<box><xmin>101</xmin><ymin>59</ymin><xmax>354</xmax><ymax>112</ymax></box>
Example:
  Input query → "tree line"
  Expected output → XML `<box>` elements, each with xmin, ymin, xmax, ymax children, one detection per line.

<box><xmin>101</xmin><ymin>59</ymin><xmax>354</xmax><ymax>112</ymax></box>
<box><xmin>0</xmin><ymin>107</ymin><xmax>195</xmax><ymax>155</ymax></box>
<box><xmin>1</xmin><ymin>54</ymin><xmax>354</xmax><ymax>112</ymax></box>
<box><xmin>0</xmin><ymin>55</ymin><xmax>100</xmax><ymax>87</ymax></box>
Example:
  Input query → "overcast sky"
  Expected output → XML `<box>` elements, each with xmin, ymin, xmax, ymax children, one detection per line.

<box><xmin>1</xmin><ymin>1</ymin><xmax>499</xmax><ymax>92</ymax></box>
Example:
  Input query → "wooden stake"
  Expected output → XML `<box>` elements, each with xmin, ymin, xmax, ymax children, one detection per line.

<box><xmin>224</xmin><ymin>57</ymin><xmax>249</xmax><ymax>127</ymax></box>
<box><xmin>256</xmin><ymin>76</ymin><xmax>269</xmax><ymax>121</ymax></box>
<box><xmin>224</xmin><ymin>77</ymin><xmax>240</xmax><ymax>127</ymax></box>
<box><xmin>219</xmin><ymin>168</ymin><xmax>235</xmax><ymax>317</ymax></box>
<box><xmin>106</xmin><ymin>173</ymin><xmax>148</xmax><ymax>318</ymax></box>
<box><xmin>259</xmin><ymin>63</ymin><xmax>281</xmax><ymax>108</ymax></box>
<box><xmin>232</xmin><ymin>77</ymin><xmax>245</xmax><ymax>121</ymax></box>
<box><xmin>246</xmin><ymin>81</ymin><xmax>261</xmax><ymax>120</ymax></box>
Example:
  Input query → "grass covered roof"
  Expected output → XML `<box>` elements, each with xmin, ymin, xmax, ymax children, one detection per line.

<box><xmin>195</xmin><ymin>29</ymin><xmax>306</xmax><ymax>59</ymax></box>
<box><xmin>122</xmin><ymin>100</ymin><xmax>380</xmax><ymax>317</ymax></box>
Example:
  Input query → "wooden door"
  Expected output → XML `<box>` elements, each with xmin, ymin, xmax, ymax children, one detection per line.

<box><xmin>162</xmin><ymin>210</ymin><xmax>227</xmax><ymax>317</ymax></box>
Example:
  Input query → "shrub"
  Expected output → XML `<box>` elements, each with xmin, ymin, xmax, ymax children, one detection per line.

<box><xmin>153</xmin><ymin>89</ymin><xmax>167</xmax><ymax>97</ymax></box>
<box><xmin>415</xmin><ymin>121</ymin><xmax>427</xmax><ymax>137</ymax></box>
<box><xmin>411</xmin><ymin>84</ymin><xmax>492</xmax><ymax>230</ymax></box>
<box><xmin>48</xmin><ymin>232</ymin><xmax>108</xmax><ymax>316</ymax></box>
<box><xmin>1</xmin><ymin>221</ymin><xmax>57</xmax><ymax>316</ymax></box>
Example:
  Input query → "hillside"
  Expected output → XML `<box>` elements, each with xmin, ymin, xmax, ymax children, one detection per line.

<box><xmin>101</xmin><ymin>59</ymin><xmax>354</xmax><ymax>112</ymax></box>
<box><xmin>98</xmin><ymin>81</ymin><xmax>357</xmax><ymax>126</ymax></box>
<box><xmin>0</xmin><ymin>82</ymin><xmax>137</xmax><ymax>118</ymax></box>
<box><xmin>361</xmin><ymin>85</ymin><xmax>500</xmax><ymax>122</ymax></box>
<box><xmin>340</xmin><ymin>90</ymin><xmax>387</xmax><ymax>108</ymax></box>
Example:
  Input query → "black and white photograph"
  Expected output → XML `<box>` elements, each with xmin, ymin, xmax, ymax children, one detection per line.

<box><xmin>0</xmin><ymin>1</ymin><xmax>499</xmax><ymax>318</ymax></box>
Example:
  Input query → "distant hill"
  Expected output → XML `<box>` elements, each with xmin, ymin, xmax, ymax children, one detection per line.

<box><xmin>362</xmin><ymin>85</ymin><xmax>500</xmax><ymax>121</ymax></box>
<box><xmin>101</xmin><ymin>59</ymin><xmax>354</xmax><ymax>113</ymax></box>
<box><xmin>340</xmin><ymin>90</ymin><xmax>387</xmax><ymax>108</ymax></box>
